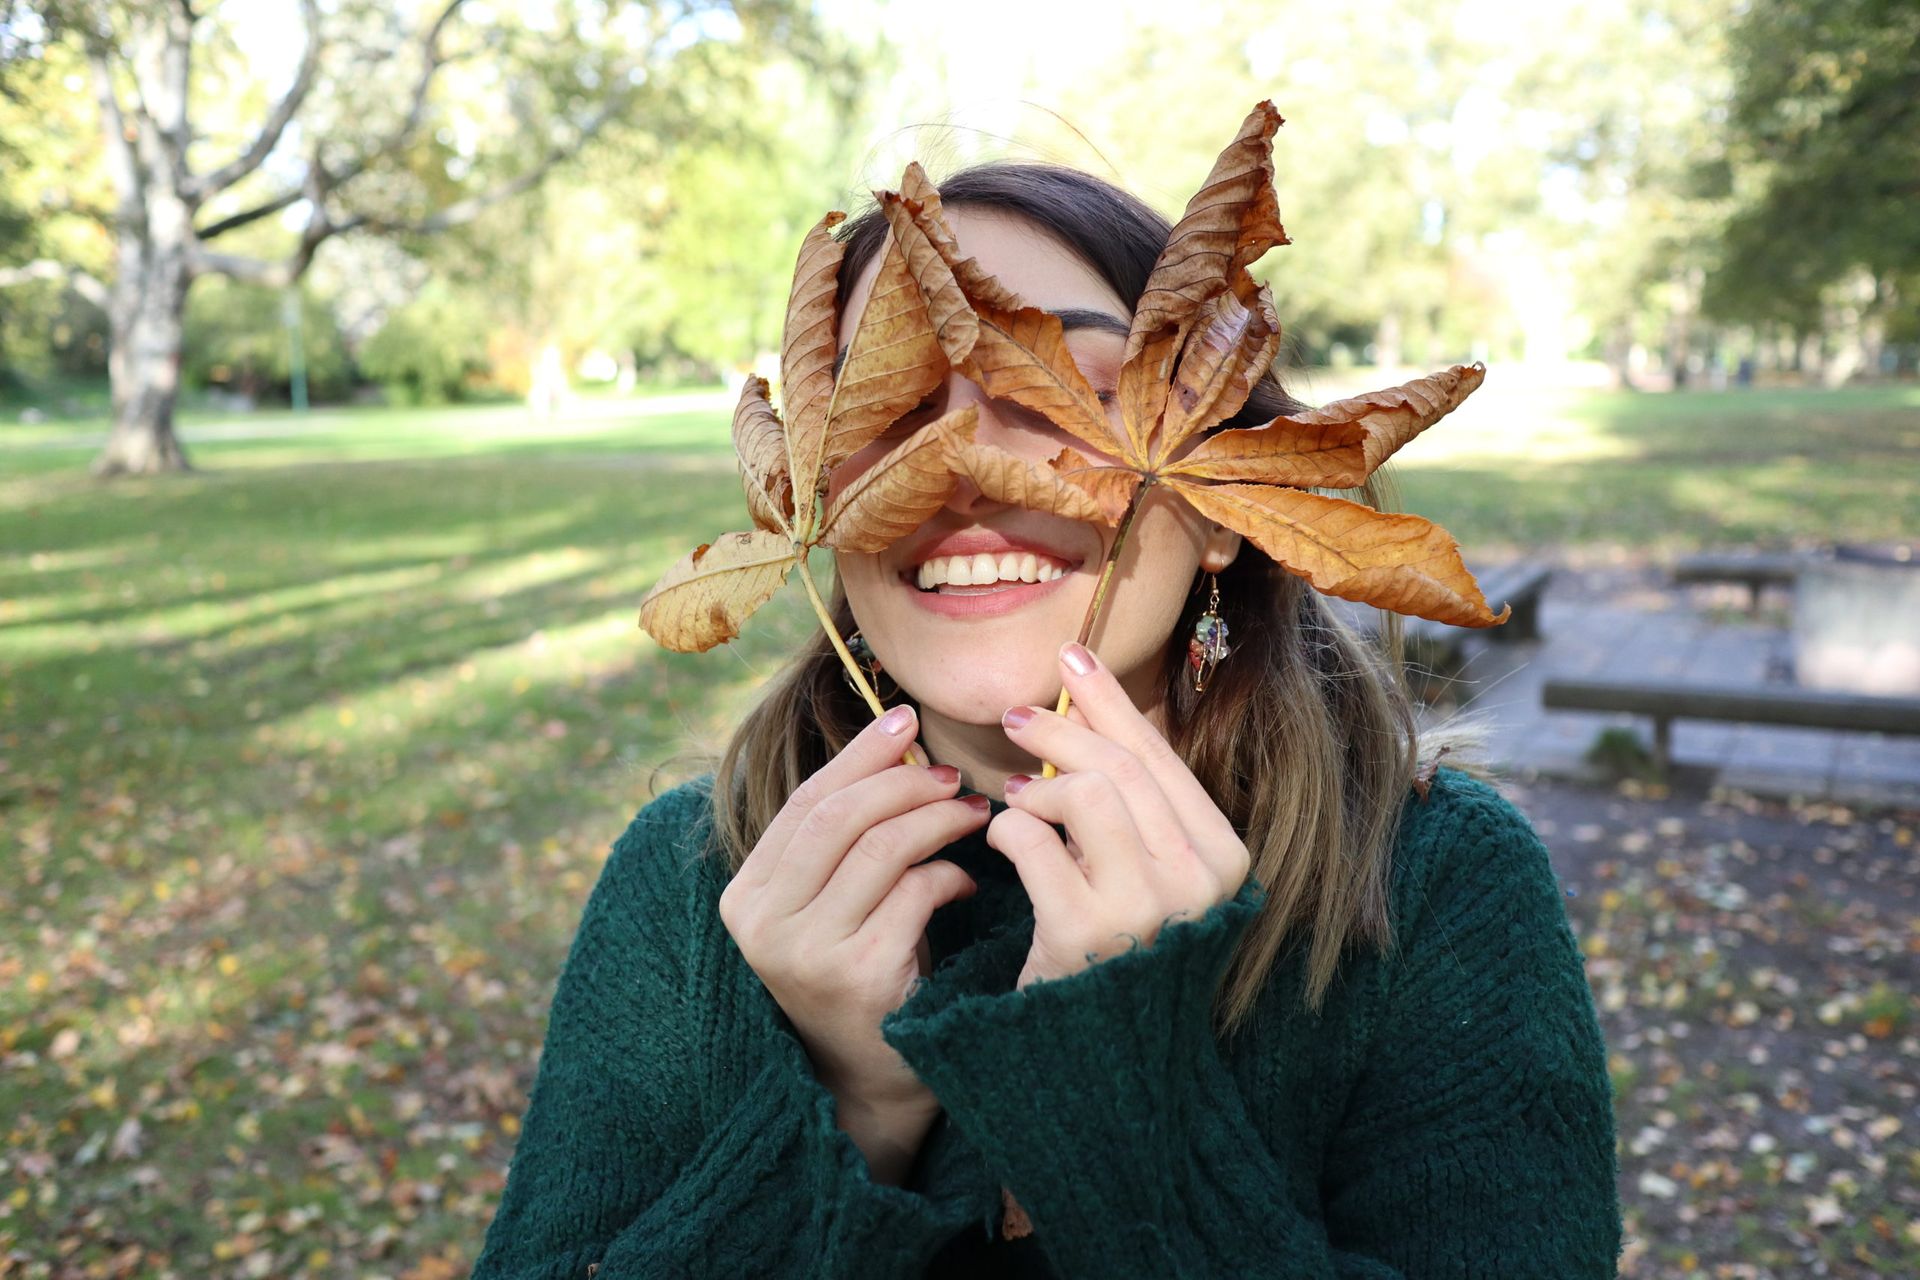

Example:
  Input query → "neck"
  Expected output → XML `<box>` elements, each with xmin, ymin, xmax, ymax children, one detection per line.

<box><xmin>911</xmin><ymin>662</ymin><xmax>1172</xmax><ymax>799</ymax></box>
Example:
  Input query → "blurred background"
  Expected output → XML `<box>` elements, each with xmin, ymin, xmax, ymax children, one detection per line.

<box><xmin>1</xmin><ymin>1</ymin><xmax>1916</xmax><ymax>1276</ymax></box>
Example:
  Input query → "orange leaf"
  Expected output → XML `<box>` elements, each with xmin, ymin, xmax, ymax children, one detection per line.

<box><xmin>819</xmin><ymin>407</ymin><xmax>980</xmax><ymax>552</ymax></box>
<box><xmin>960</xmin><ymin>303</ymin><xmax>1124</xmax><ymax>460</ymax></box>
<box><xmin>881</xmin><ymin>189</ymin><xmax>978</xmax><ymax>366</ymax></box>
<box><xmin>1159</xmin><ymin>418</ymin><xmax>1367</xmax><ymax>488</ymax></box>
<box><xmin>1116</xmin><ymin>321</ymin><xmax>1182</xmax><ymax>464</ymax></box>
<box><xmin>731</xmin><ymin>377</ymin><xmax>793</xmax><ymax>535</ymax></box>
<box><xmin>950</xmin><ymin>441</ymin><xmax>1112</xmax><ymax>524</ymax></box>
<box><xmin>1301</xmin><ymin>363</ymin><xmax>1488</xmax><ymax>479</ymax></box>
<box><xmin>1150</xmin><ymin>272</ymin><xmax>1281</xmax><ymax>467</ymax></box>
<box><xmin>900</xmin><ymin>163</ymin><xmax>1026</xmax><ymax>312</ymax></box>
<box><xmin>1164</xmin><ymin>477</ymin><xmax>1509</xmax><ymax>628</ymax></box>
<box><xmin>779</xmin><ymin>212</ymin><xmax>846</xmax><ymax>528</ymax></box>
<box><xmin>637</xmin><ymin>530</ymin><xmax>795</xmax><ymax>652</ymax></box>
<box><xmin>1046</xmin><ymin>446</ymin><xmax>1142</xmax><ymax>524</ymax></box>
<box><xmin>816</xmin><ymin>226</ymin><xmax>948</xmax><ymax>479</ymax></box>
<box><xmin>1125</xmin><ymin>101</ymin><xmax>1289</xmax><ymax>363</ymax></box>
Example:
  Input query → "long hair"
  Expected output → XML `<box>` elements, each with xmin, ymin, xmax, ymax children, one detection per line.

<box><xmin>684</xmin><ymin>162</ymin><xmax>1464</xmax><ymax>1036</ymax></box>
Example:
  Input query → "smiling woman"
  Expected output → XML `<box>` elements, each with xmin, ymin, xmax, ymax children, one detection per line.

<box><xmin>472</xmin><ymin>131</ymin><xmax>1621</xmax><ymax>1280</ymax></box>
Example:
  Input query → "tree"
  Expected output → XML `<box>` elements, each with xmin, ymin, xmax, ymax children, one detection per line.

<box><xmin>2</xmin><ymin>0</ymin><xmax>823</xmax><ymax>475</ymax></box>
<box><xmin>1705</xmin><ymin>0</ymin><xmax>1920</xmax><ymax>382</ymax></box>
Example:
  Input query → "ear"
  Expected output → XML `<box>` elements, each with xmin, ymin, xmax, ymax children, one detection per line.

<box><xmin>1198</xmin><ymin>523</ymin><xmax>1242</xmax><ymax>574</ymax></box>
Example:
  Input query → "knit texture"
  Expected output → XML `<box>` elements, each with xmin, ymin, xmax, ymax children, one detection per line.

<box><xmin>471</xmin><ymin>768</ymin><xmax>1622</xmax><ymax>1278</ymax></box>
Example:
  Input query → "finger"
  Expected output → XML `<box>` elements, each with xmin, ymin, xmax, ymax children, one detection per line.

<box><xmin>854</xmin><ymin>859</ymin><xmax>978</xmax><ymax>960</ymax></box>
<box><xmin>1056</xmin><ymin>642</ymin><xmax>1242</xmax><ymax>851</ymax></box>
<box><xmin>1002</xmin><ymin>701</ymin><xmax>1190</xmax><ymax>864</ymax></box>
<box><xmin>810</xmin><ymin>795</ymin><xmax>992</xmax><ymax>934</ymax></box>
<box><xmin>737</xmin><ymin>703</ymin><xmax>928</xmax><ymax>888</ymax></box>
<box><xmin>985</xmin><ymin>807</ymin><xmax>1096</xmax><ymax>916</ymax></box>
<box><xmin>1001</xmin><ymin>771</ymin><xmax>1153</xmax><ymax>894</ymax></box>
<box><xmin>755</xmin><ymin>762</ymin><xmax>961</xmax><ymax>912</ymax></box>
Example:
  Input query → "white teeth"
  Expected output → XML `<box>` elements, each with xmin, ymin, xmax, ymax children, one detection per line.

<box><xmin>912</xmin><ymin>550</ymin><xmax>1075</xmax><ymax>589</ymax></box>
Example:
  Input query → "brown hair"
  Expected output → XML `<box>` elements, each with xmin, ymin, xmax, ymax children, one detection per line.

<box><xmin>677</xmin><ymin>161</ymin><xmax>1459</xmax><ymax>1037</ymax></box>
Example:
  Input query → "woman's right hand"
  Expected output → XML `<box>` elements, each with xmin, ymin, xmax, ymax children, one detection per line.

<box><xmin>717</xmin><ymin>703</ymin><xmax>989</xmax><ymax>1180</ymax></box>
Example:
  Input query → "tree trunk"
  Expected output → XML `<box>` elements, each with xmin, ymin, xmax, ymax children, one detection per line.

<box><xmin>93</xmin><ymin>235</ymin><xmax>193</xmax><ymax>476</ymax></box>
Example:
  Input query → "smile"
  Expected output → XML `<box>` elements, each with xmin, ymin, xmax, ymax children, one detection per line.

<box><xmin>898</xmin><ymin>550</ymin><xmax>1083</xmax><ymax>618</ymax></box>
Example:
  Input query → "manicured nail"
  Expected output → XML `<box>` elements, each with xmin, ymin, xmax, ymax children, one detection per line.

<box><xmin>962</xmin><ymin>793</ymin><xmax>991</xmax><ymax>813</ymax></box>
<box><xmin>1061</xmin><ymin>642</ymin><xmax>1095</xmax><ymax>676</ymax></box>
<box><xmin>1004</xmin><ymin>774</ymin><xmax>1031</xmax><ymax>795</ymax></box>
<box><xmin>880</xmin><ymin>704</ymin><xmax>915</xmax><ymax>735</ymax></box>
<box><xmin>928</xmin><ymin>764</ymin><xmax>960</xmax><ymax>784</ymax></box>
<box><xmin>1002</xmin><ymin>705</ymin><xmax>1035</xmax><ymax>730</ymax></box>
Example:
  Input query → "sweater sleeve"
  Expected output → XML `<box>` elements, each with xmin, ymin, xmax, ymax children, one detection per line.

<box><xmin>878</xmin><ymin>772</ymin><xmax>1622</xmax><ymax>1279</ymax></box>
<box><xmin>471</xmin><ymin>780</ymin><xmax>997</xmax><ymax>1280</ymax></box>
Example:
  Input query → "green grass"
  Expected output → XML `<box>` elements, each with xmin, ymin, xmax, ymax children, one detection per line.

<box><xmin>2</xmin><ymin>382</ymin><xmax>1916</xmax><ymax>1274</ymax></box>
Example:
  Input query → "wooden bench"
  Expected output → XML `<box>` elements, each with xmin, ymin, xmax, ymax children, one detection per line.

<box><xmin>1541</xmin><ymin>676</ymin><xmax>1920</xmax><ymax>771</ymax></box>
<box><xmin>1329</xmin><ymin>562</ymin><xmax>1552</xmax><ymax>697</ymax></box>
<box><xmin>1673</xmin><ymin>553</ymin><xmax>1804</xmax><ymax>611</ymax></box>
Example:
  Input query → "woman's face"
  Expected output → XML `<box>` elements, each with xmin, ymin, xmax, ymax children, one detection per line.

<box><xmin>827</xmin><ymin>207</ymin><xmax>1242</xmax><ymax>730</ymax></box>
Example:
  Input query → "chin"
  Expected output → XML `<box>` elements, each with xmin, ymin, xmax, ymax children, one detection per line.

<box><xmin>897</xmin><ymin>658</ymin><xmax>1061</xmax><ymax>725</ymax></box>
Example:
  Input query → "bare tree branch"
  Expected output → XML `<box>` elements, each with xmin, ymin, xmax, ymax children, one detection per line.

<box><xmin>0</xmin><ymin>258</ymin><xmax>111</xmax><ymax>308</ymax></box>
<box><xmin>321</xmin><ymin>0</ymin><xmax>472</xmax><ymax>192</ymax></box>
<box><xmin>188</xmin><ymin>0</ymin><xmax>323</xmax><ymax>200</ymax></box>
<box><xmin>335</xmin><ymin>107</ymin><xmax>616</xmax><ymax>237</ymax></box>
<box><xmin>195</xmin><ymin>185</ymin><xmax>304</xmax><ymax>240</ymax></box>
<box><xmin>86</xmin><ymin>43</ymin><xmax>143</xmax><ymax>216</ymax></box>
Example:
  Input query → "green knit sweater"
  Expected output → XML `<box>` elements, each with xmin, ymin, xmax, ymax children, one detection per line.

<box><xmin>472</xmin><ymin>767</ymin><xmax>1621</xmax><ymax>1278</ymax></box>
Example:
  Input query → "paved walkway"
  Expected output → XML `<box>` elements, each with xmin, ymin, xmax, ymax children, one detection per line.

<box><xmin>1411</xmin><ymin>569</ymin><xmax>1920</xmax><ymax>808</ymax></box>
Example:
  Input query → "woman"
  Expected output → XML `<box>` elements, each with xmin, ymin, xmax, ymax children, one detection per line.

<box><xmin>471</xmin><ymin>164</ymin><xmax>1622</xmax><ymax>1278</ymax></box>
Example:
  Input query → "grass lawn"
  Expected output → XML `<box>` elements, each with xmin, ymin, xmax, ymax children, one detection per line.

<box><xmin>2</xmin><ymin>382</ymin><xmax>1916</xmax><ymax>1276</ymax></box>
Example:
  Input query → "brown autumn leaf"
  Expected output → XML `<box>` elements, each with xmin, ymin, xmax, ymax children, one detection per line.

<box><xmin>910</xmin><ymin>101</ymin><xmax>1507</xmax><ymax>630</ymax></box>
<box><xmin>640</xmin><ymin>207</ymin><xmax>969</xmax><ymax>655</ymax></box>
<box><xmin>638</xmin><ymin>530</ymin><xmax>793</xmax><ymax>652</ymax></box>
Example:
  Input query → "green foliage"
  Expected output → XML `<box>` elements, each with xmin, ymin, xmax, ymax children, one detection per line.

<box><xmin>182</xmin><ymin>278</ymin><xmax>353</xmax><ymax>403</ymax></box>
<box><xmin>357</xmin><ymin>284</ymin><xmax>496</xmax><ymax>405</ymax></box>
<box><xmin>1707</xmin><ymin>0</ymin><xmax>1920</xmax><ymax>324</ymax></box>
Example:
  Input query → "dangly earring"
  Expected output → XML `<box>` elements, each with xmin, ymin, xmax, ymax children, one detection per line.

<box><xmin>1187</xmin><ymin>572</ymin><xmax>1231</xmax><ymax>693</ymax></box>
<box><xmin>844</xmin><ymin>629</ymin><xmax>898</xmax><ymax>701</ymax></box>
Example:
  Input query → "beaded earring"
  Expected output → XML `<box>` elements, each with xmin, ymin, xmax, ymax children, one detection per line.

<box><xmin>1187</xmin><ymin>572</ymin><xmax>1231</xmax><ymax>692</ymax></box>
<box><xmin>844</xmin><ymin>629</ymin><xmax>896</xmax><ymax>700</ymax></box>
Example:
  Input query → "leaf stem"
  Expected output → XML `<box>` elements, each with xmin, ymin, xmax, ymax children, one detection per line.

<box><xmin>794</xmin><ymin>544</ymin><xmax>926</xmax><ymax>768</ymax></box>
<box><xmin>1040</xmin><ymin>474</ymin><xmax>1151</xmax><ymax>779</ymax></box>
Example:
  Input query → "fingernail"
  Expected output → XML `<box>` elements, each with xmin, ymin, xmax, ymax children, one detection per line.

<box><xmin>1002</xmin><ymin>705</ymin><xmax>1035</xmax><ymax>730</ymax></box>
<box><xmin>928</xmin><ymin>764</ymin><xmax>960</xmax><ymax>784</ymax></box>
<box><xmin>961</xmin><ymin>793</ymin><xmax>991</xmax><ymax>813</ymax></box>
<box><xmin>880</xmin><ymin>704</ymin><xmax>915</xmax><ymax>735</ymax></box>
<box><xmin>1004</xmin><ymin>774</ymin><xmax>1031</xmax><ymax>795</ymax></box>
<box><xmin>1061</xmin><ymin>642</ymin><xmax>1095</xmax><ymax>676</ymax></box>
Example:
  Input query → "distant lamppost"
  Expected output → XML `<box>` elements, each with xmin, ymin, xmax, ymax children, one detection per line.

<box><xmin>283</xmin><ymin>290</ymin><xmax>309</xmax><ymax>413</ymax></box>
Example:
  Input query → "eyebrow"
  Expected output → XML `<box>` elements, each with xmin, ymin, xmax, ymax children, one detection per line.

<box><xmin>831</xmin><ymin>307</ymin><xmax>1130</xmax><ymax>379</ymax></box>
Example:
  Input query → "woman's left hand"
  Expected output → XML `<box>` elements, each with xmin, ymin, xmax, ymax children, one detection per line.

<box><xmin>989</xmin><ymin>641</ymin><xmax>1253</xmax><ymax>990</ymax></box>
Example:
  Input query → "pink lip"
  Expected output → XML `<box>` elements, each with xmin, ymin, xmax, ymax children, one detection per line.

<box><xmin>902</xmin><ymin>569</ymin><xmax>1078</xmax><ymax>617</ymax></box>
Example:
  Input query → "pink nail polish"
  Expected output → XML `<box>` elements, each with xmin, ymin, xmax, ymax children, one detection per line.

<box><xmin>880</xmin><ymin>704</ymin><xmax>915</xmax><ymax>735</ymax></box>
<box><xmin>1061</xmin><ymin>642</ymin><xmax>1095</xmax><ymax>676</ymax></box>
<box><xmin>1004</xmin><ymin>774</ymin><xmax>1031</xmax><ymax>795</ymax></box>
<box><xmin>1002</xmin><ymin>705</ymin><xmax>1035</xmax><ymax>730</ymax></box>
